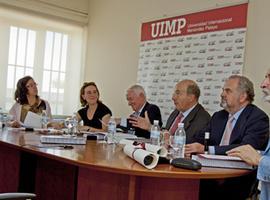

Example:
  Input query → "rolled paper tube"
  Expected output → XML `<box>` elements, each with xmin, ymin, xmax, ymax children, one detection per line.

<box><xmin>123</xmin><ymin>145</ymin><xmax>159</xmax><ymax>169</ymax></box>
<box><xmin>120</xmin><ymin>139</ymin><xmax>168</xmax><ymax>157</ymax></box>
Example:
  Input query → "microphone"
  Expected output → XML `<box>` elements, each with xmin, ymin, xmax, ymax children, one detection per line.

<box><xmin>158</xmin><ymin>157</ymin><xmax>202</xmax><ymax>170</ymax></box>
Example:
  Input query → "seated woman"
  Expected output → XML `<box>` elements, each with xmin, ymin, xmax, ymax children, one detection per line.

<box><xmin>9</xmin><ymin>76</ymin><xmax>59</xmax><ymax>128</ymax></box>
<box><xmin>77</xmin><ymin>82</ymin><xmax>112</xmax><ymax>132</ymax></box>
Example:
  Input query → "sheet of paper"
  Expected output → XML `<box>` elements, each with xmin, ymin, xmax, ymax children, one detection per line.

<box><xmin>24</xmin><ymin>111</ymin><xmax>42</xmax><ymax>128</ymax></box>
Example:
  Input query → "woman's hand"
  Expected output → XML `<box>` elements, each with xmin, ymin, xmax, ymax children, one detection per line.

<box><xmin>9</xmin><ymin>120</ymin><xmax>21</xmax><ymax>128</ymax></box>
<box><xmin>48</xmin><ymin>122</ymin><xmax>64</xmax><ymax>130</ymax></box>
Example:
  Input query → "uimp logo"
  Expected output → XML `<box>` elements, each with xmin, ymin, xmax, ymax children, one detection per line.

<box><xmin>151</xmin><ymin>18</ymin><xmax>186</xmax><ymax>38</ymax></box>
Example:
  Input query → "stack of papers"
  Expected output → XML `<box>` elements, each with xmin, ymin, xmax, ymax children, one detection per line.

<box><xmin>40</xmin><ymin>135</ymin><xmax>86</xmax><ymax>145</ymax></box>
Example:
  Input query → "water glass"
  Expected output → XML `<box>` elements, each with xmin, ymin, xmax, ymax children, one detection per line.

<box><xmin>64</xmin><ymin>118</ymin><xmax>73</xmax><ymax>134</ymax></box>
<box><xmin>127</xmin><ymin>127</ymin><xmax>135</xmax><ymax>135</ymax></box>
<box><xmin>41</xmin><ymin>111</ymin><xmax>49</xmax><ymax>129</ymax></box>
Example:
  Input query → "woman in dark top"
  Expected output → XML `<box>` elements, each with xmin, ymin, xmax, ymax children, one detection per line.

<box><xmin>77</xmin><ymin>82</ymin><xmax>112</xmax><ymax>132</ymax></box>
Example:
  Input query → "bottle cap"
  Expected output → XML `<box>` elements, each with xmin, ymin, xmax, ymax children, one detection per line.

<box><xmin>153</xmin><ymin>120</ymin><xmax>159</xmax><ymax>125</ymax></box>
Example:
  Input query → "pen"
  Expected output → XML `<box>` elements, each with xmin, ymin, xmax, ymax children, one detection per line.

<box><xmin>22</xmin><ymin>144</ymin><xmax>73</xmax><ymax>149</ymax></box>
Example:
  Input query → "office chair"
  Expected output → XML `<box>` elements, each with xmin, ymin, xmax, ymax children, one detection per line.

<box><xmin>0</xmin><ymin>193</ymin><xmax>36</xmax><ymax>200</ymax></box>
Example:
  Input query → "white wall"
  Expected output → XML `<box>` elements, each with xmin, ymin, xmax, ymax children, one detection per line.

<box><xmin>0</xmin><ymin>0</ymin><xmax>89</xmax><ymax>24</ymax></box>
<box><xmin>85</xmin><ymin>0</ymin><xmax>270</xmax><ymax>117</ymax></box>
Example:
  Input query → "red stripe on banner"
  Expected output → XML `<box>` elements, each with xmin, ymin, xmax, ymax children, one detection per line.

<box><xmin>141</xmin><ymin>3</ymin><xmax>248</xmax><ymax>41</ymax></box>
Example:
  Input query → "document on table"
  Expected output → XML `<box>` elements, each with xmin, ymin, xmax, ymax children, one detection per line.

<box><xmin>192</xmin><ymin>154</ymin><xmax>253</xmax><ymax>169</ymax></box>
<box><xmin>24</xmin><ymin>111</ymin><xmax>42</xmax><ymax>128</ymax></box>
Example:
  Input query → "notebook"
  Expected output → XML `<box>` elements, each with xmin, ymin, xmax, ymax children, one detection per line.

<box><xmin>40</xmin><ymin>135</ymin><xmax>86</xmax><ymax>144</ymax></box>
<box><xmin>192</xmin><ymin>154</ymin><xmax>253</xmax><ymax>170</ymax></box>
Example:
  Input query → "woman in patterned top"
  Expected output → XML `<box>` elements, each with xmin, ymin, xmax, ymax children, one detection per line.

<box><xmin>9</xmin><ymin>76</ymin><xmax>58</xmax><ymax>128</ymax></box>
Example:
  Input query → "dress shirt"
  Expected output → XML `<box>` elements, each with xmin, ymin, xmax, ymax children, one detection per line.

<box><xmin>209</xmin><ymin>107</ymin><xmax>245</xmax><ymax>154</ymax></box>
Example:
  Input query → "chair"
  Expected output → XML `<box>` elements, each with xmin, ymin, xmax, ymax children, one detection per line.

<box><xmin>0</xmin><ymin>193</ymin><xmax>36</xmax><ymax>200</ymax></box>
<box><xmin>247</xmin><ymin>179</ymin><xmax>260</xmax><ymax>200</ymax></box>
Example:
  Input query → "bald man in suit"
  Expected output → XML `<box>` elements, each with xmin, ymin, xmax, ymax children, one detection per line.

<box><xmin>131</xmin><ymin>80</ymin><xmax>210</xmax><ymax>143</ymax></box>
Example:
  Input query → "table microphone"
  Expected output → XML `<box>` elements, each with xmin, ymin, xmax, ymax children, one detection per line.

<box><xmin>158</xmin><ymin>157</ymin><xmax>202</xmax><ymax>170</ymax></box>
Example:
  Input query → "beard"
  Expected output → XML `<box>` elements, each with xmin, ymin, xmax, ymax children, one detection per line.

<box><xmin>220</xmin><ymin>98</ymin><xmax>228</xmax><ymax>109</ymax></box>
<box><xmin>262</xmin><ymin>88</ymin><xmax>270</xmax><ymax>102</ymax></box>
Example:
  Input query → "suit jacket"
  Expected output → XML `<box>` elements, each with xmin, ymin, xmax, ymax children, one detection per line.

<box><xmin>192</xmin><ymin>104</ymin><xmax>269</xmax><ymax>155</ymax></box>
<box><xmin>117</xmin><ymin>102</ymin><xmax>162</xmax><ymax>138</ymax></box>
<box><xmin>165</xmin><ymin>104</ymin><xmax>211</xmax><ymax>143</ymax></box>
<box><xmin>257</xmin><ymin>140</ymin><xmax>270</xmax><ymax>200</ymax></box>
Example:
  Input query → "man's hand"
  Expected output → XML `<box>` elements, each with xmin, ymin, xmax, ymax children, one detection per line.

<box><xmin>185</xmin><ymin>143</ymin><xmax>204</xmax><ymax>158</ymax></box>
<box><xmin>128</xmin><ymin>111</ymin><xmax>151</xmax><ymax>131</ymax></box>
<box><xmin>226</xmin><ymin>144</ymin><xmax>261</xmax><ymax>166</ymax></box>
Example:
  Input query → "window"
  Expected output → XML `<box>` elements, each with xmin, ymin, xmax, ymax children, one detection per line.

<box><xmin>42</xmin><ymin>31</ymin><xmax>68</xmax><ymax>114</ymax></box>
<box><xmin>0</xmin><ymin>8</ymin><xmax>85</xmax><ymax>115</ymax></box>
<box><xmin>6</xmin><ymin>26</ymin><xmax>36</xmax><ymax>110</ymax></box>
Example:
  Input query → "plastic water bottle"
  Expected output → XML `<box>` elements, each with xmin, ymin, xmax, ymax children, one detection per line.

<box><xmin>150</xmin><ymin>120</ymin><xmax>161</xmax><ymax>145</ymax></box>
<box><xmin>171</xmin><ymin>123</ymin><xmax>186</xmax><ymax>158</ymax></box>
<box><xmin>204</xmin><ymin>132</ymin><xmax>210</xmax><ymax>154</ymax></box>
<box><xmin>107</xmin><ymin>117</ymin><xmax>116</xmax><ymax>143</ymax></box>
<box><xmin>70</xmin><ymin>113</ymin><xmax>78</xmax><ymax>135</ymax></box>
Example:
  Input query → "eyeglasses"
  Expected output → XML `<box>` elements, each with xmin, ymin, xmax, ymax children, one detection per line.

<box><xmin>26</xmin><ymin>82</ymin><xmax>38</xmax><ymax>88</ymax></box>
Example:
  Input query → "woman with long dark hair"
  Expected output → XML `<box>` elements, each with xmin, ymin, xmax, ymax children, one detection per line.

<box><xmin>9</xmin><ymin>76</ymin><xmax>56</xmax><ymax>128</ymax></box>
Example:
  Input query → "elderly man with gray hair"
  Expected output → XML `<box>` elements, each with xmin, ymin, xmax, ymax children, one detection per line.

<box><xmin>227</xmin><ymin>70</ymin><xmax>270</xmax><ymax>200</ymax></box>
<box><xmin>118</xmin><ymin>84</ymin><xmax>162</xmax><ymax>138</ymax></box>
<box><xmin>186</xmin><ymin>75</ymin><xmax>269</xmax><ymax>200</ymax></box>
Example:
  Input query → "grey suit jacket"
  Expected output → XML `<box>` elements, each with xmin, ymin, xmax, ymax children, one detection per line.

<box><xmin>165</xmin><ymin>103</ymin><xmax>211</xmax><ymax>143</ymax></box>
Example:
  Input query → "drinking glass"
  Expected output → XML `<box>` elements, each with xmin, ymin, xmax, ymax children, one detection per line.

<box><xmin>41</xmin><ymin>110</ymin><xmax>49</xmax><ymax>129</ymax></box>
<box><xmin>169</xmin><ymin>135</ymin><xmax>181</xmax><ymax>159</ymax></box>
<box><xmin>64</xmin><ymin>118</ymin><xmax>73</xmax><ymax>135</ymax></box>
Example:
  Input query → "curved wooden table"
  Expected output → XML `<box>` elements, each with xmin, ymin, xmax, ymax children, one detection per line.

<box><xmin>0</xmin><ymin>129</ymin><xmax>251</xmax><ymax>200</ymax></box>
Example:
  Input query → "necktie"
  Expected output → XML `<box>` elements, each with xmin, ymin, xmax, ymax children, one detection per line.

<box><xmin>169</xmin><ymin>113</ymin><xmax>183</xmax><ymax>135</ymax></box>
<box><xmin>131</xmin><ymin>111</ymin><xmax>140</xmax><ymax>117</ymax></box>
<box><xmin>220</xmin><ymin>115</ymin><xmax>235</xmax><ymax>145</ymax></box>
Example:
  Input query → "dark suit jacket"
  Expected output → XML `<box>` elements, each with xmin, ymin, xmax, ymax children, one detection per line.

<box><xmin>165</xmin><ymin>104</ymin><xmax>211</xmax><ymax>144</ymax></box>
<box><xmin>192</xmin><ymin>104</ymin><xmax>269</xmax><ymax>155</ymax></box>
<box><xmin>118</xmin><ymin>102</ymin><xmax>162</xmax><ymax>138</ymax></box>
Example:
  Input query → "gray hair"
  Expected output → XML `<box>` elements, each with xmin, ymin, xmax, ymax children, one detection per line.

<box><xmin>128</xmin><ymin>84</ymin><xmax>146</xmax><ymax>97</ymax></box>
<box><xmin>228</xmin><ymin>75</ymin><xmax>254</xmax><ymax>103</ymax></box>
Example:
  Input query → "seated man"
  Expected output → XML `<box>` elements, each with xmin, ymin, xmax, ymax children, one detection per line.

<box><xmin>185</xmin><ymin>75</ymin><xmax>269</xmax><ymax>200</ymax></box>
<box><xmin>129</xmin><ymin>80</ymin><xmax>211</xmax><ymax>143</ymax></box>
<box><xmin>185</xmin><ymin>75</ymin><xmax>269</xmax><ymax>156</ymax></box>
<box><xmin>165</xmin><ymin>79</ymin><xmax>211</xmax><ymax>143</ymax></box>
<box><xmin>227</xmin><ymin>69</ymin><xmax>270</xmax><ymax>200</ymax></box>
<box><xmin>118</xmin><ymin>84</ymin><xmax>162</xmax><ymax>138</ymax></box>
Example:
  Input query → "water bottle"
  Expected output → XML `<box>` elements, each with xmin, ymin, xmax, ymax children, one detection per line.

<box><xmin>171</xmin><ymin>123</ymin><xmax>186</xmax><ymax>158</ymax></box>
<box><xmin>41</xmin><ymin>110</ymin><xmax>48</xmax><ymax>129</ymax></box>
<box><xmin>204</xmin><ymin>132</ymin><xmax>210</xmax><ymax>154</ymax></box>
<box><xmin>107</xmin><ymin>117</ymin><xmax>116</xmax><ymax>143</ymax></box>
<box><xmin>150</xmin><ymin>120</ymin><xmax>161</xmax><ymax>145</ymax></box>
<box><xmin>70</xmin><ymin>113</ymin><xmax>78</xmax><ymax>135</ymax></box>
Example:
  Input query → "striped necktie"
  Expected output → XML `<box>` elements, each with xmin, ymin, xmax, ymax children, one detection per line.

<box><xmin>169</xmin><ymin>113</ymin><xmax>183</xmax><ymax>135</ymax></box>
<box><xmin>220</xmin><ymin>115</ymin><xmax>235</xmax><ymax>145</ymax></box>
